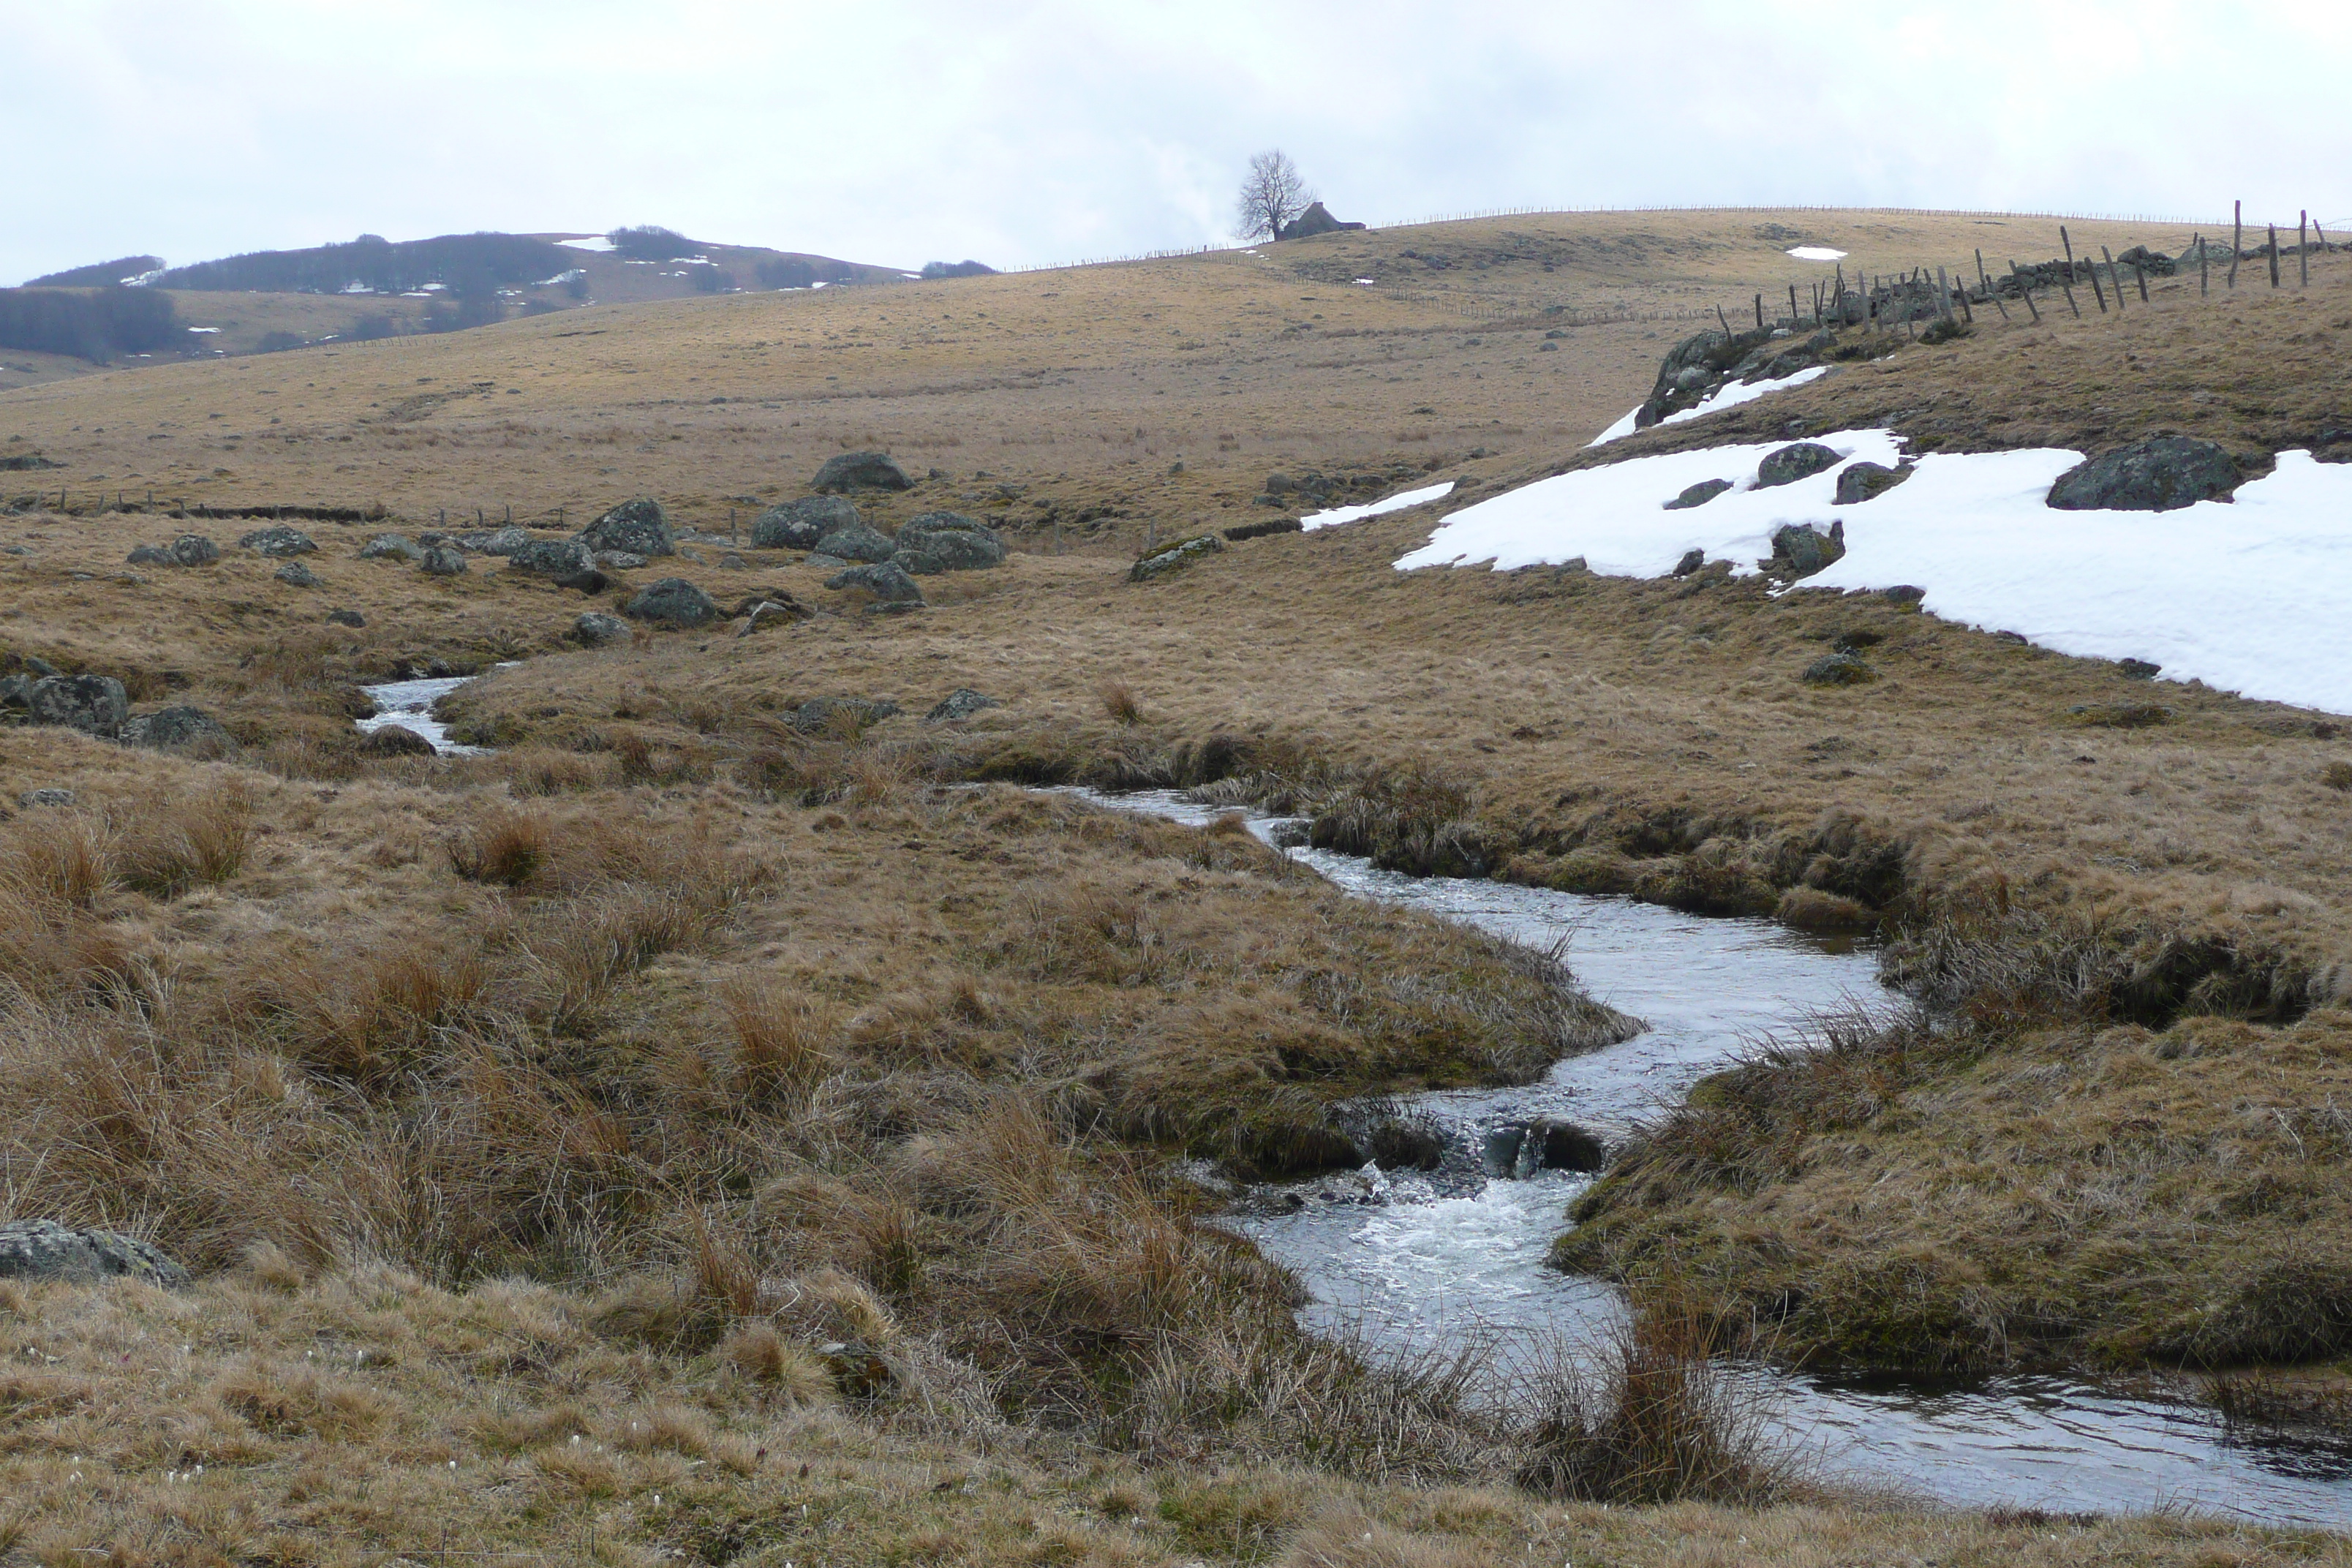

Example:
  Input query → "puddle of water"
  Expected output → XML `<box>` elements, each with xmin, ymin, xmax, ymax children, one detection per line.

<box><xmin>1063</xmin><ymin>787</ymin><xmax>2352</xmax><ymax>1527</ymax></box>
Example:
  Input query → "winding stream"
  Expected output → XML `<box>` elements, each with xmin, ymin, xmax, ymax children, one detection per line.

<box><xmin>1074</xmin><ymin>788</ymin><xmax>2352</xmax><ymax>1527</ymax></box>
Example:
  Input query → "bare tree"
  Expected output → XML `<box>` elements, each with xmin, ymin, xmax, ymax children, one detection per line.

<box><xmin>1235</xmin><ymin>149</ymin><xmax>1314</xmax><ymax>241</ymax></box>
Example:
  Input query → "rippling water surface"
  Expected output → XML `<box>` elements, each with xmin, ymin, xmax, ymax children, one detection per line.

<box><xmin>1071</xmin><ymin>788</ymin><xmax>2352</xmax><ymax>1526</ymax></box>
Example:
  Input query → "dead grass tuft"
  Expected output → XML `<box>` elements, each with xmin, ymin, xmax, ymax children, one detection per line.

<box><xmin>448</xmin><ymin>807</ymin><xmax>551</xmax><ymax>886</ymax></box>
<box><xmin>1099</xmin><ymin>679</ymin><xmax>1145</xmax><ymax>725</ymax></box>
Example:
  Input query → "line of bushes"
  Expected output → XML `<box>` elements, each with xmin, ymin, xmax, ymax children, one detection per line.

<box><xmin>0</xmin><ymin>286</ymin><xmax>181</xmax><ymax>361</ymax></box>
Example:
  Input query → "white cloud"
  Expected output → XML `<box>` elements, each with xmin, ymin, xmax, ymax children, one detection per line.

<box><xmin>5</xmin><ymin>1</ymin><xmax>2347</xmax><ymax>284</ymax></box>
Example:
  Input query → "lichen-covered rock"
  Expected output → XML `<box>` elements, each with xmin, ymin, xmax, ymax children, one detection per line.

<box><xmin>623</xmin><ymin>577</ymin><xmax>719</xmax><ymax>628</ymax></box>
<box><xmin>790</xmin><ymin>696</ymin><xmax>902</xmax><ymax>734</ymax></box>
<box><xmin>274</xmin><ymin>561</ymin><xmax>320</xmax><ymax>587</ymax></box>
<box><xmin>1834</xmin><ymin>461</ymin><xmax>1910</xmax><ymax>505</ymax></box>
<box><xmin>472</xmin><ymin>526</ymin><xmax>531</xmax><ymax>555</ymax></box>
<box><xmin>121</xmin><ymin>704</ymin><xmax>235</xmax><ymax>755</ymax></box>
<box><xmin>814</xmin><ymin>521</ymin><xmax>898</xmax><ymax>565</ymax></box>
<box><xmin>0</xmin><ymin>1219</ymin><xmax>189</xmax><ymax>1287</ymax></box>
<box><xmin>813</xmin><ymin>451</ymin><xmax>914</xmax><ymax>494</ymax></box>
<box><xmin>751</xmin><ymin>495</ymin><xmax>858</xmax><ymax>550</ymax></box>
<box><xmin>1662</xmin><ymin>478</ymin><xmax>1733</xmax><ymax>510</ymax></box>
<box><xmin>359</xmin><ymin>532</ymin><xmax>423</xmax><ymax>562</ymax></box>
<box><xmin>1769</xmin><ymin>521</ymin><xmax>1845</xmax><ymax>578</ymax></box>
<box><xmin>825</xmin><ymin>559</ymin><xmax>925</xmax><ymax>606</ymax></box>
<box><xmin>573</xmin><ymin>611</ymin><xmax>631</xmax><ymax>647</ymax></box>
<box><xmin>924</xmin><ymin>687</ymin><xmax>999</xmax><ymax>723</ymax></box>
<box><xmin>1756</xmin><ymin>442</ymin><xmax>1842</xmax><ymax>489</ymax></box>
<box><xmin>421</xmin><ymin>544</ymin><xmax>468</xmax><ymax>576</ymax></box>
<box><xmin>894</xmin><ymin>512</ymin><xmax>1006</xmax><ymax>572</ymax></box>
<box><xmin>507</xmin><ymin>538</ymin><xmax>607</xmax><ymax>592</ymax></box>
<box><xmin>1129</xmin><ymin>534</ymin><xmax>1224</xmax><ymax>581</ymax></box>
<box><xmin>237</xmin><ymin>525</ymin><xmax>315</xmax><ymax>557</ymax></box>
<box><xmin>578</xmin><ymin>498</ymin><xmax>674</xmax><ymax>557</ymax></box>
<box><xmin>2047</xmin><ymin>436</ymin><xmax>2240</xmax><ymax>512</ymax></box>
<box><xmin>26</xmin><ymin>673</ymin><xmax>127</xmax><ymax>736</ymax></box>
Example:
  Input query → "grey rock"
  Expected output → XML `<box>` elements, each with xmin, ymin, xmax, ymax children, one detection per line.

<box><xmin>1663</xmin><ymin>478</ymin><xmax>1733</xmax><ymax>511</ymax></box>
<box><xmin>26</xmin><ymin>674</ymin><xmax>127</xmax><ymax>736</ymax></box>
<box><xmin>1769</xmin><ymin>521</ymin><xmax>1845</xmax><ymax>578</ymax></box>
<box><xmin>718</xmin><ymin>551</ymin><xmax>747</xmax><ymax>570</ymax></box>
<box><xmin>1756</xmin><ymin>442</ymin><xmax>1842</xmax><ymax>489</ymax></box>
<box><xmin>22</xmin><ymin>655</ymin><xmax>56</xmax><ymax>677</ymax></box>
<box><xmin>125</xmin><ymin>546</ymin><xmax>167</xmax><ymax>565</ymax></box>
<box><xmin>359</xmin><ymin>532</ymin><xmax>423</xmax><ymax>562</ymax></box>
<box><xmin>813</xmin><ymin>521</ymin><xmax>898</xmax><ymax>565</ymax></box>
<box><xmin>623</xmin><ymin>577</ymin><xmax>720</xmax><ymax>628</ymax></box>
<box><xmin>507</xmin><ymin>538</ymin><xmax>606</xmax><ymax>591</ymax></box>
<box><xmin>359</xmin><ymin>725</ymin><xmax>437</xmax><ymax>757</ymax></box>
<box><xmin>813</xmin><ymin>451</ymin><xmax>915</xmax><ymax>494</ymax></box>
<box><xmin>1801</xmin><ymin>652</ymin><xmax>1875</xmax><ymax>686</ymax></box>
<box><xmin>578</xmin><ymin>497</ymin><xmax>674</xmax><ymax>557</ymax></box>
<box><xmin>1273</xmin><ymin>201</ymin><xmax>1366</xmax><ymax>241</ymax></box>
<box><xmin>894</xmin><ymin>512</ymin><xmax>1005</xmax><ymax>572</ymax></box>
<box><xmin>2047</xmin><ymin>436</ymin><xmax>2240</xmax><ymax>512</ymax></box>
<box><xmin>1834</xmin><ymin>461</ymin><xmax>1910</xmax><ymax>505</ymax></box>
<box><xmin>19</xmin><ymin>788</ymin><xmax>74</xmax><ymax>807</ymax></box>
<box><xmin>477</xmin><ymin>526</ymin><xmax>531</xmax><ymax>556</ymax></box>
<box><xmin>790</xmin><ymin>696</ymin><xmax>902</xmax><ymax>734</ymax></box>
<box><xmin>0</xmin><ymin>1219</ymin><xmax>188</xmax><ymax>1288</ymax></box>
<box><xmin>121</xmin><ymin>704</ymin><xmax>235</xmax><ymax>755</ymax></box>
<box><xmin>1882</xmin><ymin>585</ymin><xmax>1926</xmax><ymax>606</ymax></box>
<box><xmin>168</xmin><ymin>534</ymin><xmax>219</xmax><ymax>566</ymax></box>
<box><xmin>734</xmin><ymin>597</ymin><xmax>813</xmax><ymax>637</ymax></box>
<box><xmin>804</xmin><ymin>553</ymin><xmax>850</xmax><ymax>571</ymax></box>
<box><xmin>824</xmin><ymin>559</ymin><xmax>925</xmax><ymax>606</ymax></box>
<box><xmin>238</xmin><ymin>524</ymin><xmax>316</xmax><ymax>557</ymax></box>
<box><xmin>421</xmin><ymin>544</ymin><xmax>467</xmax><ymax>576</ymax></box>
<box><xmin>1129</xmin><ymin>534</ymin><xmax>1224</xmax><ymax>581</ymax></box>
<box><xmin>1</xmin><ymin>672</ymin><xmax>31</xmax><ymax>709</ymax></box>
<box><xmin>1672</xmin><ymin>548</ymin><xmax>1706</xmax><ymax>577</ymax></box>
<box><xmin>924</xmin><ymin>687</ymin><xmax>999</xmax><ymax>723</ymax></box>
<box><xmin>274</xmin><ymin>561</ymin><xmax>320</xmax><ymax>587</ymax></box>
<box><xmin>326</xmin><ymin>608</ymin><xmax>366</xmax><ymax>627</ymax></box>
<box><xmin>592</xmin><ymin>550</ymin><xmax>648</xmax><ymax>570</ymax></box>
<box><xmin>573</xmin><ymin>611</ymin><xmax>631</xmax><ymax>647</ymax></box>
<box><xmin>751</xmin><ymin>494</ymin><xmax>858</xmax><ymax>550</ymax></box>
<box><xmin>2119</xmin><ymin>658</ymin><xmax>2163</xmax><ymax>680</ymax></box>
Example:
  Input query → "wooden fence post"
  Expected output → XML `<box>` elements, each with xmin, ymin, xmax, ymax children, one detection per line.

<box><xmin>2300</xmin><ymin>211</ymin><xmax>2310</xmax><ymax>288</ymax></box>
<box><xmin>2229</xmin><ymin>200</ymin><xmax>2242</xmax><ymax>289</ymax></box>
<box><xmin>2009</xmin><ymin>261</ymin><xmax>2040</xmax><ymax>323</ymax></box>
<box><xmin>2198</xmin><ymin>234</ymin><xmax>2207</xmax><ymax>295</ymax></box>
<box><xmin>2100</xmin><ymin>247</ymin><xmax>2125</xmax><ymax>312</ymax></box>
<box><xmin>1754</xmin><ymin>293</ymin><xmax>1763</xmax><ymax>329</ymax></box>
<box><xmin>2269</xmin><ymin>224</ymin><xmax>2280</xmax><ymax>287</ymax></box>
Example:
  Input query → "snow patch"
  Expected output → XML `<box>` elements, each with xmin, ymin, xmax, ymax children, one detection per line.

<box><xmin>559</xmin><ymin>236</ymin><xmax>614</xmax><ymax>252</ymax></box>
<box><xmin>1354</xmin><ymin>277</ymin><xmax>1376</xmax><ymax>285</ymax></box>
<box><xmin>1396</xmin><ymin>434</ymin><xmax>2352</xmax><ymax>714</ymax></box>
<box><xmin>1300</xmin><ymin>479</ymin><xmax>1458</xmax><ymax>532</ymax></box>
<box><xmin>121</xmin><ymin>269</ymin><xmax>164</xmax><ymax>287</ymax></box>
<box><xmin>1787</xmin><ymin>246</ymin><xmax>1847</xmax><ymax>262</ymax></box>
<box><xmin>185</xmin><ymin>326</ymin><xmax>220</xmax><ymax>333</ymax></box>
<box><xmin>1589</xmin><ymin>365</ymin><xmax>1830</xmax><ymax>448</ymax></box>
<box><xmin>339</xmin><ymin>282</ymin><xmax>373</xmax><ymax>295</ymax></box>
<box><xmin>535</xmin><ymin>269</ymin><xmax>586</xmax><ymax>287</ymax></box>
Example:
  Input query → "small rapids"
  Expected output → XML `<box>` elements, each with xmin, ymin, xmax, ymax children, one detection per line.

<box><xmin>1071</xmin><ymin>788</ymin><xmax>2352</xmax><ymax>1527</ymax></box>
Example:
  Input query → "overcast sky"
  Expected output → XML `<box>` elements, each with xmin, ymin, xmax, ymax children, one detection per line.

<box><xmin>7</xmin><ymin>1</ymin><xmax>2348</xmax><ymax>284</ymax></box>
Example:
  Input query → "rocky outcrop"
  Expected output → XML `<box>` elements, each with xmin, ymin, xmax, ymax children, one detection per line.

<box><xmin>421</xmin><ymin>543</ymin><xmax>467</xmax><ymax>576</ymax></box>
<box><xmin>507</xmin><ymin>538</ymin><xmax>607</xmax><ymax>592</ymax></box>
<box><xmin>573</xmin><ymin>611</ymin><xmax>631</xmax><ymax>647</ymax></box>
<box><xmin>2046</xmin><ymin>437</ymin><xmax>2240</xmax><ymax>512</ymax></box>
<box><xmin>274</xmin><ymin>562</ymin><xmax>320</xmax><ymax>587</ymax></box>
<box><xmin>1129</xmin><ymin>534</ymin><xmax>1224</xmax><ymax>581</ymax></box>
<box><xmin>0</xmin><ymin>1219</ymin><xmax>188</xmax><ymax>1287</ymax></box>
<box><xmin>578</xmin><ymin>498</ymin><xmax>674</xmax><ymax>557</ymax></box>
<box><xmin>129</xmin><ymin>535</ymin><xmax>220</xmax><ymax>568</ymax></box>
<box><xmin>623</xmin><ymin>578</ymin><xmax>719</xmax><ymax>628</ymax></box>
<box><xmin>359</xmin><ymin>533</ymin><xmax>423</xmax><ymax>562</ymax></box>
<box><xmin>238</xmin><ymin>525</ymin><xmax>316</xmax><ymax>557</ymax></box>
<box><xmin>1663</xmin><ymin>478</ymin><xmax>1732</xmax><ymax>510</ymax></box>
<box><xmin>26</xmin><ymin>674</ymin><xmax>127</xmax><ymax>736</ymax></box>
<box><xmin>813</xmin><ymin>451</ymin><xmax>914</xmax><ymax>494</ymax></box>
<box><xmin>1756</xmin><ymin>442</ymin><xmax>1841</xmax><ymax>489</ymax></box>
<box><xmin>1834</xmin><ymin>461</ymin><xmax>1910</xmax><ymax>505</ymax></box>
<box><xmin>1769</xmin><ymin>521</ymin><xmax>1845</xmax><ymax>577</ymax></box>
<box><xmin>789</xmin><ymin>696</ymin><xmax>902</xmax><ymax>734</ymax></box>
<box><xmin>751</xmin><ymin>495</ymin><xmax>857</xmax><ymax>550</ymax></box>
<box><xmin>894</xmin><ymin>513</ymin><xmax>1005</xmax><ymax>573</ymax></box>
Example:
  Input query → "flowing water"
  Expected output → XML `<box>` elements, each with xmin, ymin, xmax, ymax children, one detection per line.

<box><xmin>356</xmin><ymin>671</ymin><xmax>511</xmax><ymax>755</ymax></box>
<box><xmin>1071</xmin><ymin>788</ymin><xmax>2352</xmax><ymax>1526</ymax></box>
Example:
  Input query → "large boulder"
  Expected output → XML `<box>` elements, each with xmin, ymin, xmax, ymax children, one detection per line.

<box><xmin>358</xmin><ymin>532</ymin><xmax>423</xmax><ymax>562</ymax></box>
<box><xmin>1756</xmin><ymin>442</ymin><xmax>1842</xmax><ymax>489</ymax></box>
<box><xmin>1662</xmin><ymin>478</ymin><xmax>1732</xmax><ymax>511</ymax></box>
<box><xmin>1274</xmin><ymin>202</ymin><xmax>1367</xmax><ymax>241</ymax></box>
<box><xmin>121</xmin><ymin>704</ymin><xmax>235</xmax><ymax>755</ymax></box>
<box><xmin>814</xmin><ymin>521</ymin><xmax>899</xmax><ymax>564</ymax></box>
<box><xmin>129</xmin><ymin>535</ymin><xmax>219</xmax><ymax>567</ymax></box>
<box><xmin>26</xmin><ymin>674</ymin><xmax>127</xmax><ymax>737</ymax></box>
<box><xmin>507</xmin><ymin>538</ymin><xmax>607</xmax><ymax>592</ymax></box>
<box><xmin>0</xmin><ymin>1219</ymin><xmax>188</xmax><ymax>1287</ymax></box>
<box><xmin>894</xmin><ymin>512</ymin><xmax>1006</xmax><ymax>573</ymax></box>
<box><xmin>2046</xmin><ymin>437</ymin><xmax>2240</xmax><ymax>512</ymax></box>
<box><xmin>238</xmin><ymin>525</ymin><xmax>316</xmax><ymax>557</ymax></box>
<box><xmin>824</xmin><ymin>559</ymin><xmax>925</xmax><ymax>606</ymax></box>
<box><xmin>924</xmin><ymin>687</ymin><xmax>999</xmax><ymax>723</ymax></box>
<box><xmin>813</xmin><ymin>451</ymin><xmax>915</xmax><ymax>494</ymax></box>
<box><xmin>421</xmin><ymin>544</ymin><xmax>468</xmax><ymax>576</ymax></box>
<box><xmin>274</xmin><ymin>561</ymin><xmax>320</xmax><ymax>587</ymax></box>
<box><xmin>1833</xmin><ymin>461</ymin><xmax>1910</xmax><ymax>505</ymax></box>
<box><xmin>751</xmin><ymin>495</ymin><xmax>858</xmax><ymax>550</ymax></box>
<box><xmin>623</xmin><ymin>577</ymin><xmax>719</xmax><ymax>628</ymax></box>
<box><xmin>470</xmin><ymin>526</ymin><xmax>531</xmax><ymax>556</ymax></box>
<box><xmin>578</xmin><ymin>498</ymin><xmax>674</xmax><ymax>557</ymax></box>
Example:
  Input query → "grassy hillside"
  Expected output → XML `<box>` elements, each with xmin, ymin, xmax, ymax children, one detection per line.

<box><xmin>2</xmin><ymin>206</ymin><xmax>2351</xmax><ymax>1559</ymax></box>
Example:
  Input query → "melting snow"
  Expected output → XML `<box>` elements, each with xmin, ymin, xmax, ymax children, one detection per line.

<box><xmin>1787</xmin><ymin>246</ymin><xmax>1848</xmax><ymax>261</ymax></box>
<box><xmin>535</xmin><ymin>269</ymin><xmax>585</xmax><ymax>287</ymax></box>
<box><xmin>1354</xmin><ymin>278</ymin><xmax>1376</xmax><ymax>285</ymax></box>
<box><xmin>1300</xmin><ymin>479</ymin><xmax>1458</xmax><ymax>532</ymax></box>
<box><xmin>559</xmin><ymin>236</ymin><xmax>615</xmax><ymax>252</ymax></box>
<box><xmin>1395</xmin><ymin>434</ymin><xmax>2352</xmax><ymax>714</ymax></box>
<box><xmin>185</xmin><ymin>326</ymin><xmax>220</xmax><ymax>333</ymax></box>
<box><xmin>121</xmin><ymin>269</ymin><xmax>164</xmax><ymax>287</ymax></box>
<box><xmin>1589</xmin><ymin>365</ymin><xmax>1829</xmax><ymax>447</ymax></box>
